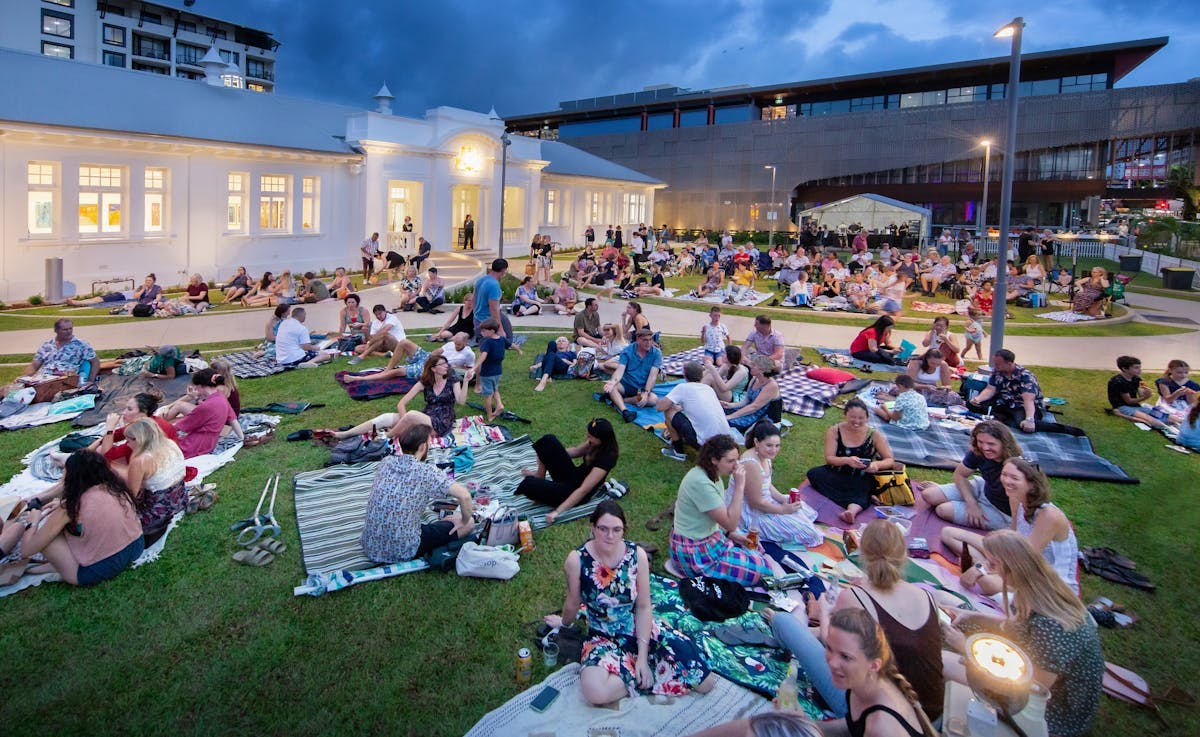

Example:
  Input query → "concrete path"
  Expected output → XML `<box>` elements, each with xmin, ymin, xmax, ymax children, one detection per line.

<box><xmin>6</xmin><ymin>250</ymin><xmax>1198</xmax><ymax>371</ymax></box>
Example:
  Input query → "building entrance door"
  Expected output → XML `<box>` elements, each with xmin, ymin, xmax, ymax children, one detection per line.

<box><xmin>452</xmin><ymin>184</ymin><xmax>482</xmax><ymax>250</ymax></box>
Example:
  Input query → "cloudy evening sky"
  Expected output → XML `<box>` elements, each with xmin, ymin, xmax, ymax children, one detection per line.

<box><xmin>191</xmin><ymin>0</ymin><xmax>1195</xmax><ymax>116</ymax></box>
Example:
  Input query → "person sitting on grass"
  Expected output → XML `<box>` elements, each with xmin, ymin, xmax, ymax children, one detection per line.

<box><xmin>918</xmin><ymin>420</ymin><xmax>1021</xmax><ymax>529</ymax></box>
<box><xmin>1156</xmin><ymin>359</ymin><xmax>1199</xmax><ymax>423</ymax></box>
<box><xmin>693</xmin><ymin>263</ymin><xmax>724</xmax><ymax>298</ymax></box>
<box><xmin>632</xmin><ymin>263</ymin><xmax>667</xmax><ymax>296</ymax></box>
<box><xmin>843</xmin><ymin>271</ymin><xmax>873</xmax><ymax>311</ymax></box>
<box><xmin>360</xmin><ymin>422</ymin><xmax>474</xmax><ymax>565</ymax></box>
<box><xmin>428</xmin><ymin>292</ymin><xmax>474</xmax><ymax>343</ymax></box>
<box><xmin>594</xmin><ymin>323</ymin><xmax>627</xmax><ymax>373</ymax></box>
<box><xmin>163</xmin><ymin>358</ymin><xmax>240</xmax><ymax>420</ymax></box>
<box><xmin>806</xmin><ymin>399</ymin><xmax>897</xmax><ymax>524</ymax></box>
<box><xmin>727</xmin><ymin>261</ymin><xmax>756</xmax><ymax>302</ymax></box>
<box><xmin>783</xmin><ymin>269</ymin><xmax>814</xmax><ymax>307</ymax></box>
<box><xmin>171</xmin><ymin>368</ymin><xmax>243</xmax><ymax>458</ymax></box>
<box><xmin>350</xmin><ymin>304</ymin><xmax>415</xmax><ymax>364</ymax></box>
<box><xmin>13</xmin><ymin>451</ymin><xmax>144</xmax><ymax>587</ymax></box>
<box><xmin>474</xmin><ymin>319</ymin><xmax>507</xmax><ymax>422</ymax></box>
<box><xmin>906</xmin><ymin>349</ymin><xmax>954</xmax><ymax>389</ymax></box>
<box><xmin>515</xmin><ymin>417</ymin><xmax>619</xmax><ymax>524</ymax></box>
<box><xmin>117</xmin><ymin>418</ymin><xmax>187</xmax><ymax>545</ymax></box>
<box><xmin>669</xmin><ymin>434</ymin><xmax>772</xmax><ymax>586</ymax></box>
<box><xmin>702</xmin><ymin>345</ymin><xmax>750</xmax><ymax>403</ymax></box>
<box><xmin>328</xmin><ymin>266</ymin><xmax>354</xmax><ymax>300</ymax></box>
<box><xmin>874</xmin><ymin>374</ymin><xmax>930</xmax><ymax>431</ymax></box>
<box><xmin>850</xmin><ymin>315</ymin><xmax>899</xmax><ymax>365</ymax></box>
<box><xmin>273</xmin><ymin>307</ymin><xmax>332</xmax><ymax>369</ymax></box>
<box><xmin>429</xmin><ymin>332</ymin><xmax>475</xmax><ymax>374</ymax></box>
<box><xmin>338</xmin><ymin>294</ymin><xmax>369</xmax><ymax>338</ymax></box>
<box><xmin>722</xmin><ymin>354</ymin><xmax>782</xmax><ymax>432</ymax></box>
<box><xmin>140</xmin><ymin>345</ymin><xmax>186</xmax><ymax>380</ymax></box>
<box><xmin>970</xmin><ymin>349</ymin><xmax>1084</xmax><ymax>436</ymax></box>
<box><xmin>971</xmin><ymin>280</ymin><xmax>995</xmax><ymax>316</ymax></box>
<box><xmin>941</xmin><ymin>457</ymin><xmax>1078</xmax><ymax>596</ymax></box>
<box><xmin>414</xmin><ymin>267</ymin><xmax>445</xmax><ymax>313</ymax></box>
<box><xmin>394</xmin><ymin>266</ymin><xmax>424</xmax><ymax>312</ymax></box>
<box><xmin>921</xmin><ymin>315</ymin><xmax>961</xmax><ymax>369</ymax></box>
<box><xmin>18</xmin><ymin>319</ymin><xmax>99</xmax><ymax>382</ymax></box>
<box><xmin>944</xmin><ymin>531</ymin><xmax>1103</xmax><ymax>737</ymax></box>
<box><xmin>240</xmin><ymin>271</ymin><xmax>275</xmax><ymax>307</ymax></box>
<box><xmin>1176</xmin><ymin>395</ymin><xmax>1200</xmax><ymax>451</ymax></box>
<box><xmin>395</xmin><ymin>354</ymin><xmax>472</xmax><ymax>438</ymax></box>
<box><xmin>657</xmin><ymin>361</ymin><xmax>732</xmax><ymax>462</ymax></box>
<box><xmin>533</xmin><ymin>336</ymin><xmax>578</xmax><ymax>392</ymax></box>
<box><xmin>217</xmin><ymin>266</ymin><xmax>251</xmax><ymax>303</ymax></box>
<box><xmin>544</xmin><ymin>500</ymin><xmax>716</xmax><ymax>706</ymax></box>
<box><xmin>604</xmin><ymin>328</ymin><xmax>662</xmax><ymax>424</ymax></box>
<box><xmin>728</xmin><ymin>420</ymin><xmax>821</xmax><ymax>546</ymax></box>
<box><xmin>511</xmin><ymin>275</ymin><xmax>543</xmax><ymax>316</ymax></box>
<box><xmin>547</xmin><ymin>277</ymin><xmax>578</xmax><ymax>316</ymax></box>
<box><xmin>1107</xmin><ymin>355</ymin><xmax>1173</xmax><ymax>433</ymax></box>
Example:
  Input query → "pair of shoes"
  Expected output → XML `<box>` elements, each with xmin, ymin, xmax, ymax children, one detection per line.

<box><xmin>347</xmin><ymin>355</ymin><xmax>363</xmax><ymax>365</ymax></box>
<box><xmin>621</xmin><ymin>408</ymin><xmax>637</xmax><ymax>423</ymax></box>
<box><xmin>661</xmin><ymin>447</ymin><xmax>687</xmax><ymax>462</ymax></box>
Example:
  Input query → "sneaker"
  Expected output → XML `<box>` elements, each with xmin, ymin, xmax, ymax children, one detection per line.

<box><xmin>347</xmin><ymin>355</ymin><xmax>363</xmax><ymax>365</ymax></box>
<box><xmin>621</xmin><ymin>408</ymin><xmax>637</xmax><ymax>423</ymax></box>
<box><xmin>661</xmin><ymin>447</ymin><xmax>687</xmax><ymax>462</ymax></box>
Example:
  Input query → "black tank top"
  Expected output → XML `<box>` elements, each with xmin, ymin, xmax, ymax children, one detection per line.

<box><xmin>851</xmin><ymin>587</ymin><xmax>944</xmax><ymax>720</ymax></box>
<box><xmin>845</xmin><ymin>701</ymin><xmax>925</xmax><ymax>737</ymax></box>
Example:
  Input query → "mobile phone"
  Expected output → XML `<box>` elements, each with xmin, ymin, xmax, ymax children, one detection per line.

<box><xmin>530</xmin><ymin>686</ymin><xmax>560</xmax><ymax>713</ymax></box>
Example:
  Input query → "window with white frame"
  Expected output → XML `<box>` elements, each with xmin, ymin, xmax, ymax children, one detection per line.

<box><xmin>144</xmin><ymin>167</ymin><xmax>166</xmax><ymax>233</ymax></box>
<box><xmin>27</xmin><ymin>162</ymin><xmax>58</xmax><ymax>236</ymax></box>
<box><xmin>226</xmin><ymin>172</ymin><xmax>247</xmax><ymax>231</ymax></box>
<box><xmin>259</xmin><ymin>174</ymin><xmax>288</xmax><ymax>231</ymax></box>
<box><xmin>627</xmin><ymin>193</ymin><xmax>646</xmax><ymax>223</ymax></box>
<box><xmin>78</xmin><ymin>165</ymin><xmax>123</xmax><ymax>235</ymax></box>
<box><xmin>300</xmin><ymin>176</ymin><xmax>319</xmax><ymax>232</ymax></box>
<box><xmin>543</xmin><ymin>189</ymin><xmax>559</xmax><ymax>225</ymax></box>
<box><xmin>588</xmin><ymin>192</ymin><xmax>602</xmax><ymax>224</ymax></box>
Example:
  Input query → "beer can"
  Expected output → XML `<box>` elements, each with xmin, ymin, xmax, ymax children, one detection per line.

<box><xmin>746</xmin><ymin>528</ymin><xmax>759</xmax><ymax>549</ymax></box>
<box><xmin>517</xmin><ymin>647</ymin><xmax>532</xmax><ymax>685</ymax></box>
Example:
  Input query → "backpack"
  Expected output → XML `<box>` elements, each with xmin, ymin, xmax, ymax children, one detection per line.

<box><xmin>131</xmin><ymin>304</ymin><xmax>154</xmax><ymax>317</ymax></box>
<box><xmin>327</xmin><ymin>436</ymin><xmax>390</xmax><ymax>465</ymax></box>
<box><xmin>679</xmin><ymin>576</ymin><xmax>750</xmax><ymax>622</ymax></box>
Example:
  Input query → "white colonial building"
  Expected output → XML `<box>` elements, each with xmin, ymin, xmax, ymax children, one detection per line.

<box><xmin>0</xmin><ymin>46</ymin><xmax>662</xmax><ymax>302</ymax></box>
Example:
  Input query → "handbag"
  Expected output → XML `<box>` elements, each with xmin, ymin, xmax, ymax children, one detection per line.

<box><xmin>484</xmin><ymin>508</ymin><xmax>520</xmax><ymax>547</ymax></box>
<box><xmin>871</xmin><ymin>463</ymin><xmax>914</xmax><ymax>506</ymax></box>
<box><xmin>524</xmin><ymin>261</ymin><xmax>536</xmax><ymax>276</ymax></box>
<box><xmin>455</xmin><ymin>542</ymin><xmax>520</xmax><ymax>580</ymax></box>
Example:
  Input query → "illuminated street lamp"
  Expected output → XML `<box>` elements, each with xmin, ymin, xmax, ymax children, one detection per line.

<box><xmin>765</xmin><ymin>165</ymin><xmax>777</xmax><ymax>249</ymax></box>
<box><xmin>990</xmin><ymin>16</ymin><xmax>1024</xmax><ymax>358</ymax></box>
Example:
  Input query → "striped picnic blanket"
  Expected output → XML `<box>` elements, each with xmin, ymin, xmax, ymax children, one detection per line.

<box><xmin>292</xmin><ymin>436</ymin><xmax>621</xmax><ymax>577</ymax></box>
<box><xmin>218</xmin><ymin>351</ymin><xmax>285</xmax><ymax>379</ymax></box>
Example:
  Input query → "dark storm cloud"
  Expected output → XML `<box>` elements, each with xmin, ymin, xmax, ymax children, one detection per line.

<box><xmin>190</xmin><ymin>0</ymin><xmax>1195</xmax><ymax>116</ymax></box>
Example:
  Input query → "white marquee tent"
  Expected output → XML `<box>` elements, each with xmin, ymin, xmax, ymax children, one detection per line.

<box><xmin>797</xmin><ymin>193</ymin><xmax>931</xmax><ymax>240</ymax></box>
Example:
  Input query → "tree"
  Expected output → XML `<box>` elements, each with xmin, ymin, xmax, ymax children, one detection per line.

<box><xmin>1167</xmin><ymin>164</ymin><xmax>1199</xmax><ymax>222</ymax></box>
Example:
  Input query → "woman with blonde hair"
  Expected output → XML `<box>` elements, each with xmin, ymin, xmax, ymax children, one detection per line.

<box><xmin>826</xmin><ymin>608</ymin><xmax>936</xmax><ymax>737</ymax></box>
<box><xmin>946</xmin><ymin>531</ymin><xmax>1103</xmax><ymax>737</ymax></box>
<box><xmin>594</xmin><ymin>323</ymin><xmax>627</xmax><ymax>373</ymax></box>
<box><xmin>164</xmin><ymin>357</ymin><xmax>241</xmax><ymax>420</ymax></box>
<box><xmin>121</xmin><ymin>418</ymin><xmax>187</xmax><ymax>543</ymax></box>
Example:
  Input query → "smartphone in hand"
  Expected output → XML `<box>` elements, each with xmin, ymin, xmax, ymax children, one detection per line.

<box><xmin>530</xmin><ymin>686</ymin><xmax>560</xmax><ymax>713</ymax></box>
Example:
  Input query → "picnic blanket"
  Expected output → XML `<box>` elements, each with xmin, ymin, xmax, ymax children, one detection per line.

<box><xmin>1035</xmin><ymin>310</ymin><xmax>1099</xmax><ymax>323</ymax></box>
<box><xmin>217</xmin><ymin>351</ymin><xmax>285</xmax><ymax>379</ymax></box>
<box><xmin>676</xmin><ymin>287</ymin><xmax>774</xmax><ymax>307</ymax></box>
<box><xmin>73</xmin><ymin>372</ymin><xmax>192</xmax><ymax>427</ymax></box>
<box><xmin>464</xmin><ymin>663</ymin><xmax>771</xmax><ymax>737</ymax></box>
<box><xmin>660</xmin><ymin>347</ymin><xmax>708</xmax><ymax>376</ymax></box>
<box><xmin>334</xmin><ymin>371</ymin><xmax>419</xmax><ymax>401</ymax></box>
<box><xmin>911</xmin><ymin>301</ymin><xmax>958</xmax><ymax>314</ymax></box>
<box><xmin>776</xmin><ymin>368</ymin><xmax>840</xmax><ymax>419</ymax></box>
<box><xmin>867</xmin><ymin>414</ymin><xmax>1138</xmax><ymax>483</ymax></box>
<box><xmin>816</xmin><ymin>347</ymin><xmax>905</xmax><ymax>374</ymax></box>
<box><xmin>0</xmin><ymin>395</ymin><xmax>97</xmax><ymax>431</ymax></box>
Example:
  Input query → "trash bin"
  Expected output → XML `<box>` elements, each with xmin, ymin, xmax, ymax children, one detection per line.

<box><xmin>1118</xmin><ymin>254</ymin><xmax>1142</xmax><ymax>272</ymax></box>
<box><xmin>45</xmin><ymin>257</ymin><xmax>64</xmax><ymax>303</ymax></box>
<box><xmin>1161</xmin><ymin>267</ymin><xmax>1196</xmax><ymax>290</ymax></box>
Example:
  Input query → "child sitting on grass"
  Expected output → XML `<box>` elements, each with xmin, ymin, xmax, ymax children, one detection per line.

<box><xmin>474</xmin><ymin>319</ymin><xmax>507</xmax><ymax>421</ymax></box>
<box><xmin>971</xmin><ymin>280</ymin><xmax>995</xmax><ymax>316</ymax></box>
<box><xmin>1108</xmin><ymin>355</ymin><xmax>1173</xmax><ymax>434</ymax></box>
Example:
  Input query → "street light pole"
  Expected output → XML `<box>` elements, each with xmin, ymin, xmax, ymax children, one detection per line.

<box><xmin>497</xmin><ymin>131</ymin><xmax>510</xmax><ymax>259</ymax></box>
<box><xmin>765</xmin><ymin>165</ymin><xmax>777</xmax><ymax>249</ymax></box>
<box><xmin>979</xmin><ymin>140</ymin><xmax>992</xmax><ymax>240</ymax></box>
<box><xmin>989</xmin><ymin>16</ymin><xmax>1024</xmax><ymax>359</ymax></box>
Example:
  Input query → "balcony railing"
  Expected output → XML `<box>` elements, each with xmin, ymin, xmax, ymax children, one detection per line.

<box><xmin>246</xmin><ymin>67</ymin><xmax>274</xmax><ymax>81</ymax></box>
<box><xmin>132</xmin><ymin>46</ymin><xmax>170</xmax><ymax>61</ymax></box>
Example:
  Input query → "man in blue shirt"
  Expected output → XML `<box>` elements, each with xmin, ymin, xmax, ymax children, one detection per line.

<box><xmin>472</xmin><ymin>258</ymin><xmax>514</xmax><ymax>347</ymax></box>
<box><xmin>604</xmin><ymin>328</ymin><xmax>662</xmax><ymax>423</ymax></box>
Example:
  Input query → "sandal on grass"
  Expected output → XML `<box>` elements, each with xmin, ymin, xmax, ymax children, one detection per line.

<box><xmin>232</xmin><ymin>547</ymin><xmax>275</xmax><ymax>566</ymax></box>
<box><xmin>252</xmin><ymin>537</ymin><xmax>287</xmax><ymax>555</ymax></box>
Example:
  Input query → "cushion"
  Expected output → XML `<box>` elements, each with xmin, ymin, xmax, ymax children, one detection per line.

<box><xmin>806</xmin><ymin>366</ymin><xmax>856</xmax><ymax>384</ymax></box>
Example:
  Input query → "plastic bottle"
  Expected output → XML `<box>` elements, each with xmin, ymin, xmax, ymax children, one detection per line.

<box><xmin>516</xmin><ymin>647</ymin><xmax>532</xmax><ymax>685</ymax></box>
<box><xmin>775</xmin><ymin>662</ymin><xmax>799</xmax><ymax>711</ymax></box>
<box><xmin>518</xmin><ymin>514</ymin><xmax>534</xmax><ymax>553</ymax></box>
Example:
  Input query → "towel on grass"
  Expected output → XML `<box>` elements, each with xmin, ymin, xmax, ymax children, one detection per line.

<box><xmin>0</xmin><ymin>396</ymin><xmax>95</xmax><ymax>431</ymax></box>
<box><xmin>465</xmin><ymin>663</ymin><xmax>772</xmax><ymax>737</ymax></box>
<box><xmin>1036</xmin><ymin>310</ymin><xmax>1099</xmax><ymax>323</ymax></box>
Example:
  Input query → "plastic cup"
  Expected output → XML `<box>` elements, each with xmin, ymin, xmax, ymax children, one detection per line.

<box><xmin>542</xmin><ymin>641</ymin><xmax>559</xmax><ymax>667</ymax></box>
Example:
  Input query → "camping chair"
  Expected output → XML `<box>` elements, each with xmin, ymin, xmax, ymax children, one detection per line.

<box><xmin>1046</xmin><ymin>267</ymin><xmax>1073</xmax><ymax>299</ymax></box>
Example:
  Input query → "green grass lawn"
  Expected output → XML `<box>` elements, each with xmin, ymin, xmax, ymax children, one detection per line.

<box><xmin>0</xmin><ymin>340</ymin><xmax>1195</xmax><ymax>736</ymax></box>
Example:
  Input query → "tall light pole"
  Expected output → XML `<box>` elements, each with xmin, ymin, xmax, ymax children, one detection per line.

<box><xmin>497</xmin><ymin>130</ymin><xmax>511</xmax><ymax>258</ymax></box>
<box><xmin>979</xmin><ymin>139</ymin><xmax>992</xmax><ymax>240</ymax></box>
<box><xmin>764</xmin><ymin>164</ymin><xmax>777</xmax><ymax>249</ymax></box>
<box><xmin>989</xmin><ymin>16</ymin><xmax>1024</xmax><ymax>359</ymax></box>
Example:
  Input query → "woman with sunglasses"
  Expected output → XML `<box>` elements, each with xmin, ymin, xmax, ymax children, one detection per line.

<box><xmin>545</xmin><ymin>499</ymin><xmax>715</xmax><ymax>705</ymax></box>
<box><xmin>941</xmin><ymin>457</ymin><xmax>1078</xmax><ymax>595</ymax></box>
<box><xmin>516</xmin><ymin>418</ymin><xmax>619</xmax><ymax>525</ymax></box>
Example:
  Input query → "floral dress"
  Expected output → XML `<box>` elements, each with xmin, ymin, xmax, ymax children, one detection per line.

<box><xmin>578</xmin><ymin>540</ymin><xmax>711</xmax><ymax>696</ymax></box>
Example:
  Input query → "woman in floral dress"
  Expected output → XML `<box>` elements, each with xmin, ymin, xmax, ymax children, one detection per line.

<box><xmin>546</xmin><ymin>500</ymin><xmax>715</xmax><ymax>705</ymax></box>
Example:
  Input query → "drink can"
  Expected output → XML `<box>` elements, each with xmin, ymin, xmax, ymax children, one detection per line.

<box><xmin>516</xmin><ymin>647</ymin><xmax>532</xmax><ymax>685</ymax></box>
<box><xmin>788</xmin><ymin>488</ymin><xmax>802</xmax><ymax>504</ymax></box>
<box><xmin>746</xmin><ymin>529</ymin><xmax>759</xmax><ymax>549</ymax></box>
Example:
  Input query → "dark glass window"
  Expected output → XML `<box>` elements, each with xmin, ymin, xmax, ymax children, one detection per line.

<box><xmin>713</xmin><ymin>105</ymin><xmax>754</xmax><ymax>124</ymax></box>
<box><xmin>177</xmin><ymin>20</ymin><xmax>196</xmax><ymax>33</ymax></box>
<box><xmin>678</xmin><ymin>108</ymin><xmax>707</xmax><ymax>128</ymax></box>
<box><xmin>103</xmin><ymin>24</ymin><xmax>125</xmax><ymax>46</ymax></box>
<box><xmin>558</xmin><ymin>116</ymin><xmax>642</xmax><ymax>138</ymax></box>
<box><xmin>646</xmin><ymin>112</ymin><xmax>673</xmax><ymax>130</ymax></box>
<box><xmin>103</xmin><ymin>51</ymin><xmax>125</xmax><ymax>67</ymax></box>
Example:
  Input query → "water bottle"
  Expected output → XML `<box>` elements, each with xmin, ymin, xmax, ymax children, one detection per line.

<box><xmin>775</xmin><ymin>662</ymin><xmax>799</xmax><ymax>711</ymax></box>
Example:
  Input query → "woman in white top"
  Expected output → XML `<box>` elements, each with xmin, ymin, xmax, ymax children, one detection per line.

<box><xmin>905</xmin><ymin>349</ymin><xmax>954</xmax><ymax>388</ymax></box>
<box><xmin>1023</xmin><ymin>254</ymin><xmax>1046</xmax><ymax>283</ymax></box>
<box><xmin>120</xmin><ymin>418</ymin><xmax>187</xmax><ymax>544</ymax></box>
<box><xmin>594</xmin><ymin>323</ymin><xmax>627</xmax><ymax>373</ymax></box>
<box><xmin>942</xmin><ymin>457</ymin><xmax>1078</xmax><ymax>595</ymax></box>
<box><xmin>728</xmin><ymin>420</ymin><xmax>820</xmax><ymax>546</ymax></box>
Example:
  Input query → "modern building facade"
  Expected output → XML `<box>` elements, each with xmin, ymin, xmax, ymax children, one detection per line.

<box><xmin>0</xmin><ymin>0</ymin><xmax>278</xmax><ymax>92</ymax></box>
<box><xmin>506</xmin><ymin>38</ymin><xmax>1200</xmax><ymax>234</ymax></box>
<box><xmin>0</xmin><ymin>47</ymin><xmax>660</xmax><ymax>302</ymax></box>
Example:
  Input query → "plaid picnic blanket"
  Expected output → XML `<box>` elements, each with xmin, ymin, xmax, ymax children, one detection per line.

<box><xmin>661</xmin><ymin>347</ymin><xmax>708</xmax><ymax>376</ymax></box>
<box><xmin>776</xmin><ymin>367</ymin><xmax>839</xmax><ymax>419</ymax></box>
<box><xmin>868</xmin><ymin>414</ymin><xmax>1138</xmax><ymax>483</ymax></box>
<box><xmin>334</xmin><ymin>371</ymin><xmax>418</xmax><ymax>401</ymax></box>
<box><xmin>217</xmin><ymin>351</ymin><xmax>285</xmax><ymax>379</ymax></box>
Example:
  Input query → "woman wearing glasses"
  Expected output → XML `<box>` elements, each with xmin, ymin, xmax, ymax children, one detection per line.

<box><xmin>940</xmin><ymin>457</ymin><xmax>1078</xmax><ymax>595</ymax></box>
<box><xmin>545</xmin><ymin>499</ymin><xmax>715</xmax><ymax>705</ymax></box>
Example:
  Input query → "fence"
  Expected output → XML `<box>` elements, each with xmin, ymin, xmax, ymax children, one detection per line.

<box><xmin>1104</xmin><ymin>243</ymin><xmax>1200</xmax><ymax>290</ymax></box>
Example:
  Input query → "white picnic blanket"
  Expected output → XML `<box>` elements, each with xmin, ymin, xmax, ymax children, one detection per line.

<box><xmin>676</xmin><ymin>287</ymin><xmax>773</xmax><ymax>307</ymax></box>
<box><xmin>1035</xmin><ymin>310</ymin><xmax>1098</xmax><ymax>323</ymax></box>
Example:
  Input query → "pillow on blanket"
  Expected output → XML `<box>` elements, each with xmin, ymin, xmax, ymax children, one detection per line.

<box><xmin>806</xmin><ymin>366</ymin><xmax>856</xmax><ymax>384</ymax></box>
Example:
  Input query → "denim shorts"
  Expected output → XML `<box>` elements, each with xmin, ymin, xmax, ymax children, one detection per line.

<box><xmin>1113</xmin><ymin>404</ymin><xmax>1140</xmax><ymax>418</ymax></box>
<box><xmin>76</xmin><ymin>536</ymin><xmax>144</xmax><ymax>586</ymax></box>
<box><xmin>479</xmin><ymin>374</ymin><xmax>501</xmax><ymax>397</ymax></box>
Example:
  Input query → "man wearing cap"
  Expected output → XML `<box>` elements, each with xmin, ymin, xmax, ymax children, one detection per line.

<box><xmin>604</xmin><ymin>327</ymin><xmax>662</xmax><ymax>423</ymax></box>
<box><xmin>415</xmin><ymin>267</ymin><xmax>445</xmax><ymax>313</ymax></box>
<box><xmin>142</xmin><ymin>345</ymin><xmax>185</xmax><ymax>380</ymax></box>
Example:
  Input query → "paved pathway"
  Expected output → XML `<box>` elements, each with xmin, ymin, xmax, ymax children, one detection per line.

<box><xmin>6</xmin><ymin>251</ymin><xmax>1198</xmax><ymax>371</ymax></box>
